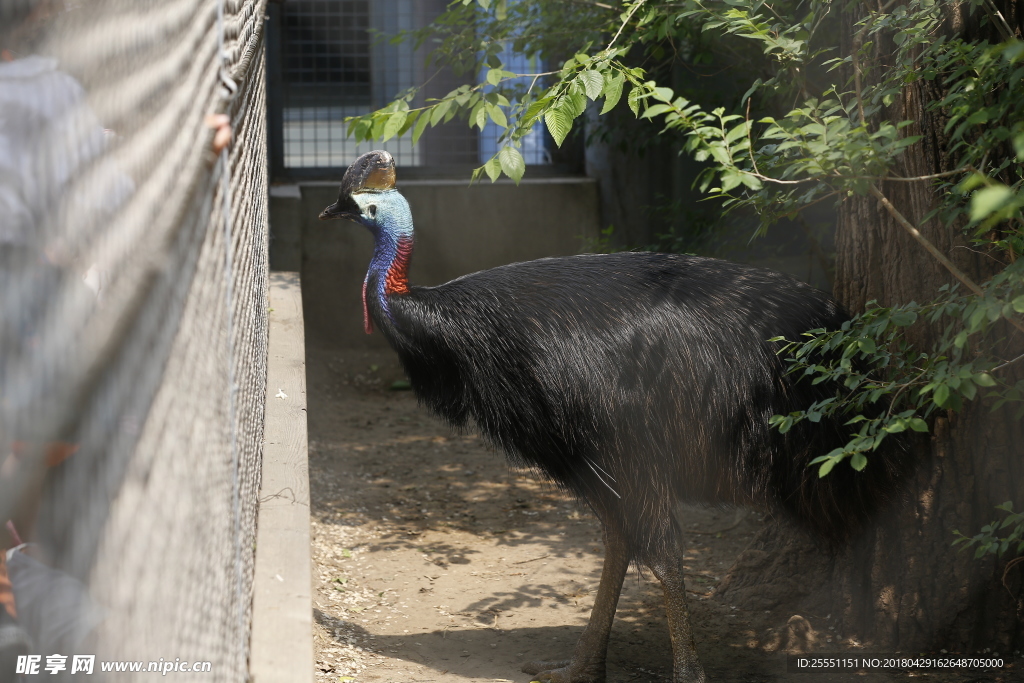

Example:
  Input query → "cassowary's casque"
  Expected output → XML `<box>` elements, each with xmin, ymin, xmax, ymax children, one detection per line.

<box><xmin>321</xmin><ymin>150</ymin><xmax>907</xmax><ymax>683</ymax></box>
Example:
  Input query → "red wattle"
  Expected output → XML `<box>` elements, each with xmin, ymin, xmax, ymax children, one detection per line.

<box><xmin>362</xmin><ymin>280</ymin><xmax>373</xmax><ymax>334</ymax></box>
<box><xmin>385</xmin><ymin>237</ymin><xmax>413</xmax><ymax>295</ymax></box>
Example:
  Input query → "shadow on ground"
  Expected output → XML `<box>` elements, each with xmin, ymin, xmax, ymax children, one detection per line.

<box><xmin>306</xmin><ymin>344</ymin><xmax>1019</xmax><ymax>683</ymax></box>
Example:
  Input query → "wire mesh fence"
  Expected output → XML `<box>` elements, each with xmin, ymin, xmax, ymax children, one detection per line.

<box><xmin>0</xmin><ymin>0</ymin><xmax>269</xmax><ymax>680</ymax></box>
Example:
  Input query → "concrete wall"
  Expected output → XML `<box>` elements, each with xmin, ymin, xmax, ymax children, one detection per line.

<box><xmin>270</xmin><ymin>177</ymin><xmax>600</xmax><ymax>348</ymax></box>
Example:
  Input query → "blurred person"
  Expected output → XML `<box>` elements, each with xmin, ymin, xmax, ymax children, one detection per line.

<box><xmin>1</xmin><ymin>1</ymin><xmax>123</xmax><ymax>677</ymax></box>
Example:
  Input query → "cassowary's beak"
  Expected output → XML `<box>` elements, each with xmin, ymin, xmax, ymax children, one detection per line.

<box><xmin>319</xmin><ymin>149</ymin><xmax>397</xmax><ymax>221</ymax></box>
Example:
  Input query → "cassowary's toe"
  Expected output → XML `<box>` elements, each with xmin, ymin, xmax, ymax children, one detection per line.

<box><xmin>521</xmin><ymin>660</ymin><xmax>570</xmax><ymax>676</ymax></box>
<box><xmin>520</xmin><ymin>659</ymin><xmax>604</xmax><ymax>683</ymax></box>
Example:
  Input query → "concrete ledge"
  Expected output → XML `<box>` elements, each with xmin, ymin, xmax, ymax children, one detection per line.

<box><xmin>270</xmin><ymin>183</ymin><xmax>302</xmax><ymax>198</ymax></box>
<box><xmin>250</xmin><ymin>272</ymin><xmax>313</xmax><ymax>683</ymax></box>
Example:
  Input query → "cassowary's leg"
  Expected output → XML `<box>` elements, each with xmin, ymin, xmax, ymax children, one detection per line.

<box><xmin>648</xmin><ymin>536</ymin><xmax>707</xmax><ymax>683</ymax></box>
<box><xmin>521</xmin><ymin>523</ymin><xmax>630</xmax><ymax>683</ymax></box>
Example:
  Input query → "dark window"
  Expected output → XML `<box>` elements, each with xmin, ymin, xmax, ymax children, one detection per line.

<box><xmin>280</xmin><ymin>0</ymin><xmax>371</xmax><ymax>102</ymax></box>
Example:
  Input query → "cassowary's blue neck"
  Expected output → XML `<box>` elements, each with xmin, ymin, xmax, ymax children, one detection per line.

<box><xmin>361</xmin><ymin>194</ymin><xmax>414</xmax><ymax>334</ymax></box>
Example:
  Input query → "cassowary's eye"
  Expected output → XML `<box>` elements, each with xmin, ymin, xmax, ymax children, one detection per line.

<box><xmin>368</xmin><ymin>205</ymin><xmax>377</xmax><ymax>219</ymax></box>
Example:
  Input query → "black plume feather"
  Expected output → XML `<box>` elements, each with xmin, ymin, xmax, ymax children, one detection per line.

<box><xmin>366</xmin><ymin>252</ymin><xmax>908</xmax><ymax>561</ymax></box>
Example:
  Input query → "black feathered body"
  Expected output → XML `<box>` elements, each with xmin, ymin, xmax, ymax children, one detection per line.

<box><xmin>366</xmin><ymin>251</ymin><xmax>904</xmax><ymax>561</ymax></box>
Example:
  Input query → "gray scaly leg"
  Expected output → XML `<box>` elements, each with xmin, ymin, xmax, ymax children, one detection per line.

<box><xmin>648</xmin><ymin>537</ymin><xmax>707</xmax><ymax>683</ymax></box>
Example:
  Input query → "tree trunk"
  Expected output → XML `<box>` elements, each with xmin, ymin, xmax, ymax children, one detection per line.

<box><xmin>721</xmin><ymin>1</ymin><xmax>1024</xmax><ymax>653</ymax></box>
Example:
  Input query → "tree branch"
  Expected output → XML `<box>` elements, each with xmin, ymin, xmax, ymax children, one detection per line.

<box><xmin>851</xmin><ymin>21</ymin><xmax>868</xmax><ymax>124</ymax></box>
<box><xmin>608</xmin><ymin>0</ymin><xmax>646</xmax><ymax>49</ymax></box>
<box><xmin>1002</xmin><ymin>555</ymin><xmax>1024</xmax><ymax>597</ymax></box>
<box><xmin>868</xmin><ymin>184</ymin><xmax>1024</xmax><ymax>336</ymax></box>
<box><xmin>982</xmin><ymin>0</ymin><xmax>1016</xmax><ymax>42</ymax></box>
<box><xmin>849</xmin><ymin>0</ymin><xmax>901</xmax><ymax>125</ymax></box>
<box><xmin>886</xmin><ymin>369</ymin><xmax>928</xmax><ymax>418</ymax></box>
<box><xmin>993</xmin><ymin>351</ymin><xmax>1024</xmax><ymax>373</ymax></box>
<box><xmin>564</xmin><ymin>0</ymin><xmax>618</xmax><ymax>10</ymax></box>
<box><xmin>745</xmin><ymin>97</ymin><xmax>761</xmax><ymax>177</ymax></box>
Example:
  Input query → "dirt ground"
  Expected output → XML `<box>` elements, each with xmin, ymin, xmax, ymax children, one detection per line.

<box><xmin>306</xmin><ymin>345</ymin><xmax>1021</xmax><ymax>683</ymax></box>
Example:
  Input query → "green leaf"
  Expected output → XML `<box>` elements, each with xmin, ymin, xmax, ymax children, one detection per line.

<box><xmin>411</xmin><ymin>110</ymin><xmax>431</xmax><ymax>145</ymax></box>
<box><xmin>486</xmin><ymin>68</ymin><xmax>503</xmax><ymax>86</ymax></box>
<box><xmin>651</xmin><ymin>86</ymin><xmax>674</xmax><ymax>102</ymax></box>
<box><xmin>472</xmin><ymin>101</ymin><xmax>488</xmax><ymax>130</ymax></box>
<box><xmin>970</xmin><ymin>185</ymin><xmax>1013</xmax><ymax>221</ymax></box>
<box><xmin>957</xmin><ymin>172</ymin><xmax>988</xmax><ymax>193</ymax></box>
<box><xmin>627</xmin><ymin>86</ymin><xmax>642</xmax><ymax>116</ymax></box>
<box><xmin>890</xmin><ymin>310</ymin><xmax>918</xmax><ymax>326</ymax></box>
<box><xmin>960</xmin><ymin>379</ymin><xmax>977</xmax><ymax>401</ymax></box>
<box><xmin>382</xmin><ymin>111</ymin><xmax>407</xmax><ymax>141</ymax></box>
<box><xmin>545</xmin><ymin>108</ymin><xmax>572</xmax><ymax>147</ymax></box>
<box><xmin>397</xmin><ymin>110</ymin><xmax>418</xmax><ymax>137</ymax></box>
<box><xmin>521</xmin><ymin>97</ymin><xmax>551</xmax><ymax>127</ymax></box>
<box><xmin>969</xmin><ymin>305</ymin><xmax>988</xmax><ymax>331</ymax></box>
<box><xmin>740</xmin><ymin>78</ymin><xmax>763</xmax><ymax>105</ymax></box>
<box><xmin>484</xmin><ymin>155</ymin><xmax>502</xmax><ymax>182</ymax></box>
<box><xmin>641</xmin><ymin>103</ymin><xmax>674</xmax><ymax>119</ymax></box>
<box><xmin>430</xmin><ymin>100</ymin><xmax>452</xmax><ymax>126</ymax></box>
<box><xmin>487</xmin><ymin>103</ymin><xmax>508</xmax><ymax>128</ymax></box>
<box><xmin>563</xmin><ymin>89</ymin><xmax>587</xmax><ymax>119</ymax></box>
<box><xmin>724</xmin><ymin>122</ymin><xmax>749</xmax><ymax>145</ymax></box>
<box><xmin>370</xmin><ymin>114</ymin><xmax>388</xmax><ymax>140</ymax></box>
<box><xmin>987</xmin><ymin>301</ymin><xmax>1002</xmax><ymax>323</ymax></box>
<box><xmin>601</xmin><ymin>74</ymin><xmax>625</xmax><ymax>114</ymax></box>
<box><xmin>933</xmin><ymin>383</ymin><xmax>950</xmax><ymax>407</ymax></box>
<box><xmin>818</xmin><ymin>458</ymin><xmax>838</xmax><ymax>478</ymax></box>
<box><xmin>909</xmin><ymin>417</ymin><xmax>929</xmax><ymax>432</ymax></box>
<box><xmin>720</xmin><ymin>170</ymin><xmax>743</xmax><ymax>193</ymax></box>
<box><xmin>850</xmin><ymin>453</ymin><xmax>868</xmax><ymax>471</ymax></box>
<box><xmin>965</xmin><ymin>109</ymin><xmax>989</xmax><ymax>125</ymax></box>
<box><xmin>498</xmin><ymin>146</ymin><xmax>526</xmax><ymax>184</ymax></box>
<box><xmin>1012</xmin><ymin>295</ymin><xmax>1024</xmax><ymax>313</ymax></box>
<box><xmin>580</xmin><ymin>70</ymin><xmax>604</xmax><ymax>100</ymax></box>
<box><xmin>974</xmin><ymin>372</ymin><xmax>997</xmax><ymax>387</ymax></box>
<box><xmin>348</xmin><ymin>116</ymin><xmax>371</xmax><ymax>142</ymax></box>
<box><xmin>739</xmin><ymin>173</ymin><xmax>762</xmax><ymax>190</ymax></box>
<box><xmin>858</xmin><ymin>338</ymin><xmax>877</xmax><ymax>354</ymax></box>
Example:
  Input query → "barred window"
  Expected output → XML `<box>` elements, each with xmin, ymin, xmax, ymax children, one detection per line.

<box><xmin>270</xmin><ymin>0</ymin><xmax>549</xmax><ymax>172</ymax></box>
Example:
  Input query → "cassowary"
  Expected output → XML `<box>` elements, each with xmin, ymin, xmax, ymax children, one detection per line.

<box><xmin>320</xmin><ymin>150</ymin><xmax>906</xmax><ymax>683</ymax></box>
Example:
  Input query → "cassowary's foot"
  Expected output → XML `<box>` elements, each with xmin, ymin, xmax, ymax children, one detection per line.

<box><xmin>521</xmin><ymin>657</ymin><xmax>605</xmax><ymax>683</ymax></box>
